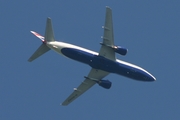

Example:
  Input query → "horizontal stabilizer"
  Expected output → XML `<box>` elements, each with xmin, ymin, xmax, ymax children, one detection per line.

<box><xmin>30</xmin><ymin>31</ymin><xmax>45</xmax><ymax>42</ymax></box>
<box><xmin>28</xmin><ymin>44</ymin><xmax>50</xmax><ymax>62</ymax></box>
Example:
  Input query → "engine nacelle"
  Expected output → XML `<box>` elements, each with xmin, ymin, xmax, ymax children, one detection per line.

<box><xmin>97</xmin><ymin>80</ymin><xmax>112</xmax><ymax>89</ymax></box>
<box><xmin>113</xmin><ymin>46</ymin><xmax>128</xmax><ymax>56</ymax></box>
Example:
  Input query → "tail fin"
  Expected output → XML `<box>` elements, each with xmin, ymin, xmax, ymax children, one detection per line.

<box><xmin>45</xmin><ymin>17</ymin><xmax>55</xmax><ymax>42</ymax></box>
<box><xmin>28</xmin><ymin>18</ymin><xmax>55</xmax><ymax>62</ymax></box>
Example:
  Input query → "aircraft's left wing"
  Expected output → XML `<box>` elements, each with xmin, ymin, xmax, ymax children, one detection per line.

<box><xmin>61</xmin><ymin>68</ymin><xmax>109</xmax><ymax>106</ymax></box>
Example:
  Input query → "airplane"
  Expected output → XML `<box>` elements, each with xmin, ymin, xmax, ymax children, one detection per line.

<box><xmin>28</xmin><ymin>6</ymin><xmax>156</xmax><ymax>106</ymax></box>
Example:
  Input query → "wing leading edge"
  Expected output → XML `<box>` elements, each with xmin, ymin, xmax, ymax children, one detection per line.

<box><xmin>61</xmin><ymin>68</ymin><xmax>109</xmax><ymax>106</ymax></box>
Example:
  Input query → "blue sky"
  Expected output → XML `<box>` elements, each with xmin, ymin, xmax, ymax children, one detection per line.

<box><xmin>1</xmin><ymin>0</ymin><xmax>180</xmax><ymax>119</ymax></box>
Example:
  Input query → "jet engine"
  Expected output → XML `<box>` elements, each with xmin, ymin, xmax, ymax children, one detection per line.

<box><xmin>113</xmin><ymin>46</ymin><xmax>128</xmax><ymax>56</ymax></box>
<box><xmin>97</xmin><ymin>80</ymin><xmax>112</xmax><ymax>89</ymax></box>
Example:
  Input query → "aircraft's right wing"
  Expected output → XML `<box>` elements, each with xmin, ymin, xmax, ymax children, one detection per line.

<box><xmin>61</xmin><ymin>68</ymin><xmax>109</xmax><ymax>106</ymax></box>
<box><xmin>99</xmin><ymin>6</ymin><xmax>115</xmax><ymax>61</ymax></box>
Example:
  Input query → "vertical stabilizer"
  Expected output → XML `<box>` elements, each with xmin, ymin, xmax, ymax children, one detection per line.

<box><xmin>45</xmin><ymin>18</ymin><xmax>55</xmax><ymax>42</ymax></box>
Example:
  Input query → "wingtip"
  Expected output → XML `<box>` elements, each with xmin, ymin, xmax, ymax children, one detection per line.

<box><xmin>60</xmin><ymin>103</ymin><xmax>67</xmax><ymax>106</ymax></box>
<box><xmin>47</xmin><ymin>17</ymin><xmax>51</xmax><ymax>20</ymax></box>
<box><xmin>28</xmin><ymin>59</ymin><xmax>32</xmax><ymax>62</ymax></box>
<box><xmin>106</xmin><ymin>6</ymin><xmax>111</xmax><ymax>9</ymax></box>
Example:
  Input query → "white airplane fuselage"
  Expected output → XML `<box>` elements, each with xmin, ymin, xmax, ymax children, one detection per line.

<box><xmin>47</xmin><ymin>41</ymin><xmax>156</xmax><ymax>81</ymax></box>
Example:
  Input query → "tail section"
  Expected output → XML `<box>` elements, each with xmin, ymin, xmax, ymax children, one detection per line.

<box><xmin>30</xmin><ymin>31</ymin><xmax>45</xmax><ymax>42</ymax></box>
<box><xmin>28</xmin><ymin>18</ymin><xmax>55</xmax><ymax>62</ymax></box>
<box><xmin>28</xmin><ymin>44</ymin><xmax>50</xmax><ymax>62</ymax></box>
<box><xmin>45</xmin><ymin>17</ymin><xmax>55</xmax><ymax>42</ymax></box>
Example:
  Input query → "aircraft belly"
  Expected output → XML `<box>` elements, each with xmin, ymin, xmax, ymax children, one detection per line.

<box><xmin>90</xmin><ymin>57</ymin><xmax>148</xmax><ymax>81</ymax></box>
<box><xmin>61</xmin><ymin>48</ymin><xmax>94</xmax><ymax>65</ymax></box>
<box><xmin>59</xmin><ymin>48</ymin><xmax>144</xmax><ymax>80</ymax></box>
<box><xmin>60</xmin><ymin>47</ymin><xmax>119</xmax><ymax>74</ymax></box>
<box><xmin>89</xmin><ymin>55</ymin><xmax>118</xmax><ymax>73</ymax></box>
<box><xmin>115</xmin><ymin>60</ymin><xmax>153</xmax><ymax>81</ymax></box>
<box><xmin>115</xmin><ymin>64</ymin><xmax>142</xmax><ymax>80</ymax></box>
<box><xmin>51</xmin><ymin>45</ymin><xmax>151</xmax><ymax>81</ymax></box>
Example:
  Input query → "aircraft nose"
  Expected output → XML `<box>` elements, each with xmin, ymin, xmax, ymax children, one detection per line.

<box><xmin>150</xmin><ymin>75</ymin><xmax>156</xmax><ymax>81</ymax></box>
<box><xmin>146</xmin><ymin>73</ymin><xmax>156</xmax><ymax>81</ymax></box>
